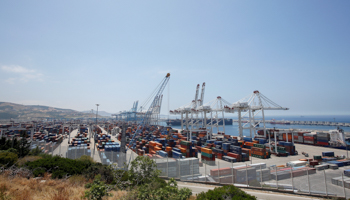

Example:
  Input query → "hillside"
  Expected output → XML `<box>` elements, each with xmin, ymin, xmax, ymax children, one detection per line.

<box><xmin>81</xmin><ymin>110</ymin><xmax>112</xmax><ymax>117</ymax></box>
<box><xmin>0</xmin><ymin>102</ymin><xmax>99</xmax><ymax>119</ymax></box>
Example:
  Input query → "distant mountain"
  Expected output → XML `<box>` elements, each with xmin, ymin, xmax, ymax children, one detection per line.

<box><xmin>81</xmin><ymin>110</ymin><xmax>113</xmax><ymax>117</ymax></box>
<box><xmin>0</xmin><ymin>102</ymin><xmax>104</xmax><ymax>119</ymax></box>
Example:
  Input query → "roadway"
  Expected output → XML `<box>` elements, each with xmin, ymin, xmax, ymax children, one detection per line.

<box><xmin>176</xmin><ymin>181</ymin><xmax>325</xmax><ymax>200</ymax></box>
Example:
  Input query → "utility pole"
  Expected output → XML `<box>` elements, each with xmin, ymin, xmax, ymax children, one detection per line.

<box><xmin>95</xmin><ymin>104</ymin><xmax>99</xmax><ymax>136</ymax></box>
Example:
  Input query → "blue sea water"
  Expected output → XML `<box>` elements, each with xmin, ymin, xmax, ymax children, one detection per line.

<box><xmin>163</xmin><ymin>115</ymin><xmax>350</xmax><ymax>137</ymax></box>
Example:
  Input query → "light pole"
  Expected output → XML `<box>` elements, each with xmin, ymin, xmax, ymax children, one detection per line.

<box><xmin>96</xmin><ymin>104</ymin><xmax>99</xmax><ymax>134</ymax></box>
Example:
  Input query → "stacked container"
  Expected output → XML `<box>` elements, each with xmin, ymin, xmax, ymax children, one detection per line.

<box><xmin>303</xmin><ymin>132</ymin><xmax>316</xmax><ymax>144</ymax></box>
<box><xmin>251</xmin><ymin>143</ymin><xmax>269</xmax><ymax>159</ymax></box>
<box><xmin>316</xmin><ymin>132</ymin><xmax>330</xmax><ymax>146</ymax></box>
<box><xmin>201</xmin><ymin>147</ymin><xmax>215</xmax><ymax>163</ymax></box>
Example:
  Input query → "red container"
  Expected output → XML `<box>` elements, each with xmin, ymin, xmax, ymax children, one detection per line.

<box><xmin>316</xmin><ymin>141</ymin><xmax>329</xmax><ymax>146</ymax></box>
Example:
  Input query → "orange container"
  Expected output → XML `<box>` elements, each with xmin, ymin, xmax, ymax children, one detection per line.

<box><xmin>201</xmin><ymin>147</ymin><xmax>213</xmax><ymax>154</ymax></box>
<box><xmin>252</xmin><ymin>151</ymin><xmax>264</xmax><ymax>156</ymax></box>
<box><xmin>283</xmin><ymin>133</ymin><xmax>293</xmax><ymax>141</ymax></box>
<box><xmin>245</xmin><ymin>142</ymin><xmax>253</xmax><ymax>146</ymax></box>
<box><xmin>166</xmin><ymin>147</ymin><xmax>172</xmax><ymax>151</ymax></box>
<box><xmin>154</xmin><ymin>147</ymin><xmax>162</xmax><ymax>151</ymax></box>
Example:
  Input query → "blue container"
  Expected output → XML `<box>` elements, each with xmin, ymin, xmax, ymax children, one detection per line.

<box><xmin>222</xmin><ymin>143</ymin><xmax>230</xmax><ymax>149</ymax></box>
<box><xmin>322</xmin><ymin>151</ymin><xmax>334</xmax><ymax>157</ymax></box>
<box><xmin>317</xmin><ymin>139</ymin><xmax>329</xmax><ymax>143</ymax></box>
<box><xmin>214</xmin><ymin>141</ymin><xmax>223</xmax><ymax>145</ymax></box>
<box><xmin>172</xmin><ymin>151</ymin><xmax>182</xmax><ymax>158</ymax></box>
<box><xmin>344</xmin><ymin>169</ymin><xmax>350</xmax><ymax>177</ymax></box>
<box><xmin>216</xmin><ymin>149</ymin><xmax>224</xmax><ymax>154</ymax></box>
<box><xmin>173</xmin><ymin>148</ymin><xmax>181</xmax><ymax>153</ymax></box>
<box><xmin>207</xmin><ymin>140</ymin><xmax>215</xmax><ymax>144</ymax></box>
<box><xmin>327</xmin><ymin>161</ymin><xmax>344</xmax><ymax>167</ymax></box>
<box><xmin>242</xmin><ymin>153</ymin><xmax>248</xmax><ymax>158</ymax></box>
<box><xmin>284</xmin><ymin>142</ymin><xmax>293</xmax><ymax>146</ymax></box>
<box><xmin>223</xmin><ymin>156</ymin><xmax>236</xmax><ymax>163</ymax></box>
<box><xmin>158</xmin><ymin>150</ymin><xmax>168</xmax><ymax>157</ymax></box>
<box><xmin>243</xmin><ymin>137</ymin><xmax>252</xmax><ymax>142</ymax></box>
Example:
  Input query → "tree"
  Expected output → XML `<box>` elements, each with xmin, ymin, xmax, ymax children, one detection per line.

<box><xmin>128</xmin><ymin>156</ymin><xmax>160</xmax><ymax>186</ymax></box>
<box><xmin>17</xmin><ymin>131</ymin><xmax>31</xmax><ymax>157</ymax></box>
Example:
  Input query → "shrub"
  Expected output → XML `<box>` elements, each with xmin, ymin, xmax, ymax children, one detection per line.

<box><xmin>0</xmin><ymin>152</ymin><xmax>18</xmax><ymax>167</ymax></box>
<box><xmin>16</xmin><ymin>156</ymin><xmax>42</xmax><ymax>166</ymax></box>
<box><xmin>129</xmin><ymin>156</ymin><xmax>160</xmax><ymax>186</ymax></box>
<box><xmin>132</xmin><ymin>178</ymin><xmax>191</xmax><ymax>200</ymax></box>
<box><xmin>84</xmin><ymin>163</ymin><xmax>114</xmax><ymax>184</ymax></box>
<box><xmin>196</xmin><ymin>185</ymin><xmax>256</xmax><ymax>200</ymax></box>
<box><xmin>25</xmin><ymin>155</ymin><xmax>89</xmax><ymax>178</ymax></box>
<box><xmin>84</xmin><ymin>176</ymin><xmax>111</xmax><ymax>200</ymax></box>
<box><xmin>28</xmin><ymin>146</ymin><xmax>43</xmax><ymax>156</ymax></box>
<box><xmin>69</xmin><ymin>175</ymin><xmax>87</xmax><ymax>186</ymax></box>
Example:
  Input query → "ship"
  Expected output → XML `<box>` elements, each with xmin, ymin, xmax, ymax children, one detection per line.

<box><xmin>166</xmin><ymin>118</ymin><xmax>233</xmax><ymax>126</ymax></box>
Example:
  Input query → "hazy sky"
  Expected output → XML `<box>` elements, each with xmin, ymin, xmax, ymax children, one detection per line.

<box><xmin>1</xmin><ymin>1</ymin><xmax>349</xmax><ymax>116</ymax></box>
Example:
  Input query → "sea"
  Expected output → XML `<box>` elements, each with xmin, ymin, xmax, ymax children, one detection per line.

<box><xmin>161</xmin><ymin>115</ymin><xmax>350</xmax><ymax>137</ymax></box>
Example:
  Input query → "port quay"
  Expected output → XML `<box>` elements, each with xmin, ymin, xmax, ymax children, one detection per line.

<box><xmin>233</xmin><ymin>119</ymin><xmax>350</xmax><ymax>127</ymax></box>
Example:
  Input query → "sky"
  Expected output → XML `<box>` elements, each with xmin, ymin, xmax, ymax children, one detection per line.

<box><xmin>0</xmin><ymin>1</ymin><xmax>349</xmax><ymax>116</ymax></box>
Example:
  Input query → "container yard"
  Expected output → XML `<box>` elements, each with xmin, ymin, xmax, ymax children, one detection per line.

<box><xmin>1</xmin><ymin>74</ymin><xmax>350</xmax><ymax>198</ymax></box>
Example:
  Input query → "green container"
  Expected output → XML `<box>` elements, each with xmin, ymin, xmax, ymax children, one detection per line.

<box><xmin>314</xmin><ymin>155</ymin><xmax>322</xmax><ymax>160</ymax></box>
<box><xmin>201</xmin><ymin>152</ymin><xmax>212</xmax><ymax>158</ymax></box>
<box><xmin>181</xmin><ymin>140</ymin><xmax>191</xmax><ymax>146</ymax></box>
<box><xmin>253</xmin><ymin>144</ymin><xmax>266</xmax><ymax>149</ymax></box>
<box><xmin>276</xmin><ymin>146</ymin><xmax>285</xmax><ymax>151</ymax></box>
<box><xmin>277</xmin><ymin>149</ymin><xmax>287</xmax><ymax>153</ymax></box>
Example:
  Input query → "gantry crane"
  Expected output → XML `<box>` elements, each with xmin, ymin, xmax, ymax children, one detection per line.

<box><xmin>228</xmin><ymin>90</ymin><xmax>288</xmax><ymax>139</ymax></box>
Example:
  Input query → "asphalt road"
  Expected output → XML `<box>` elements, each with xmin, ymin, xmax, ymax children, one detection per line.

<box><xmin>176</xmin><ymin>181</ymin><xmax>325</xmax><ymax>200</ymax></box>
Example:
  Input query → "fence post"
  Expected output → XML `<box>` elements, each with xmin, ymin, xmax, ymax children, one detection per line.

<box><xmin>260</xmin><ymin>165</ymin><xmax>263</xmax><ymax>188</ymax></box>
<box><xmin>275</xmin><ymin>166</ymin><xmax>278</xmax><ymax>190</ymax></box>
<box><xmin>179</xmin><ymin>159</ymin><xmax>181</xmax><ymax>180</ymax></box>
<box><xmin>324</xmin><ymin>169</ymin><xmax>328</xmax><ymax>196</ymax></box>
<box><xmin>205</xmin><ymin>161</ymin><xmax>207</xmax><ymax>183</ymax></box>
<box><xmin>218</xmin><ymin>160</ymin><xmax>220</xmax><ymax>184</ymax></box>
<box><xmin>231</xmin><ymin>161</ymin><xmax>234</xmax><ymax>185</ymax></box>
<box><xmin>342</xmin><ymin>173</ymin><xmax>346</xmax><ymax>199</ymax></box>
<box><xmin>246</xmin><ymin>163</ymin><xmax>248</xmax><ymax>186</ymax></box>
<box><xmin>112</xmin><ymin>150</ymin><xmax>114</xmax><ymax>164</ymax></box>
<box><xmin>167</xmin><ymin>155</ymin><xmax>169</xmax><ymax>178</ymax></box>
<box><xmin>59</xmin><ymin>141</ymin><xmax>61</xmax><ymax>156</ymax></box>
<box><xmin>291</xmin><ymin>167</ymin><xmax>294</xmax><ymax>192</ymax></box>
<box><xmin>307</xmin><ymin>168</ymin><xmax>310</xmax><ymax>194</ymax></box>
<box><xmin>192</xmin><ymin>159</ymin><xmax>194</xmax><ymax>182</ymax></box>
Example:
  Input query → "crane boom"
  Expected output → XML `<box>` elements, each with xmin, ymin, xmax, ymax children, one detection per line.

<box><xmin>126</xmin><ymin>73</ymin><xmax>170</xmax><ymax>165</ymax></box>
<box><xmin>199</xmin><ymin>82</ymin><xmax>205</xmax><ymax>106</ymax></box>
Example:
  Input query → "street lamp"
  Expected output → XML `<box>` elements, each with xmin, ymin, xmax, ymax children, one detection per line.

<box><xmin>96</xmin><ymin>104</ymin><xmax>99</xmax><ymax>133</ymax></box>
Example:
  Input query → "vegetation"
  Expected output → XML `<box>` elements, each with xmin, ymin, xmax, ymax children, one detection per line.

<box><xmin>0</xmin><ymin>152</ymin><xmax>18</xmax><ymax>167</ymax></box>
<box><xmin>129</xmin><ymin>155</ymin><xmax>160</xmax><ymax>186</ymax></box>
<box><xmin>196</xmin><ymin>185</ymin><xmax>256</xmax><ymax>200</ymax></box>
<box><xmin>84</xmin><ymin>175</ymin><xmax>111</xmax><ymax>200</ymax></box>
<box><xmin>24</xmin><ymin>154</ymin><xmax>114</xmax><ymax>182</ymax></box>
<box><xmin>0</xmin><ymin>138</ymin><xmax>195</xmax><ymax>200</ymax></box>
<box><xmin>0</xmin><ymin>131</ymin><xmax>31</xmax><ymax>158</ymax></box>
